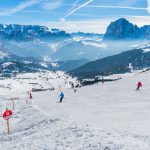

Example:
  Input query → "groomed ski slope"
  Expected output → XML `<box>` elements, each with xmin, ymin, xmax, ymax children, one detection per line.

<box><xmin>0</xmin><ymin>70</ymin><xmax>150</xmax><ymax>149</ymax></box>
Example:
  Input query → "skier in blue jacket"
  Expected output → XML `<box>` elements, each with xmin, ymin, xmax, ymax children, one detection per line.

<box><xmin>59</xmin><ymin>92</ymin><xmax>64</xmax><ymax>103</ymax></box>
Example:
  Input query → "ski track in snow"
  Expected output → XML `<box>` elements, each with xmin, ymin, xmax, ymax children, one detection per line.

<box><xmin>0</xmin><ymin>71</ymin><xmax>150</xmax><ymax>149</ymax></box>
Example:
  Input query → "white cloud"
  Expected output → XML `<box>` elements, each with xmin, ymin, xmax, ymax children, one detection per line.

<box><xmin>43</xmin><ymin>15</ymin><xmax>150</xmax><ymax>34</ymax></box>
<box><xmin>126</xmin><ymin>15</ymin><xmax>150</xmax><ymax>26</ymax></box>
<box><xmin>0</xmin><ymin>0</ymin><xmax>41</xmax><ymax>16</ymax></box>
<box><xmin>65</xmin><ymin>0</ymin><xmax>94</xmax><ymax>18</ymax></box>
<box><xmin>60</xmin><ymin>18</ymin><xmax>66</xmax><ymax>22</ymax></box>
<box><xmin>42</xmin><ymin>0</ymin><xmax>63</xmax><ymax>10</ymax></box>
<box><xmin>44</xmin><ymin>19</ymin><xmax>110</xmax><ymax>33</ymax></box>
<box><xmin>86</xmin><ymin>5</ymin><xmax>146</xmax><ymax>10</ymax></box>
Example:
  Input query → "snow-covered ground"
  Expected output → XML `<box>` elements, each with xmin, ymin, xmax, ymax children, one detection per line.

<box><xmin>0</xmin><ymin>70</ymin><xmax>150</xmax><ymax>150</ymax></box>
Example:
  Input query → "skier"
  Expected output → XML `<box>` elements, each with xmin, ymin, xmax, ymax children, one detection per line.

<box><xmin>136</xmin><ymin>81</ymin><xmax>142</xmax><ymax>90</ymax></box>
<box><xmin>29</xmin><ymin>91</ymin><xmax>32</xmax><ymax>99</ymax></box>
<box><xmin>59</xmin><ymin>92</ymin><xmax>64</xmax><ymax>103</ymax></box>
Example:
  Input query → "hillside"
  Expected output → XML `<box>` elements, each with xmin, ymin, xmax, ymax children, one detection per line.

<box><xmin>70</xmin><ymin>45</ymin><xmax>150</xmax><ymax>79</ymax></box>
<box><xmin>0</xmin><ymin>70</ymin><xmax>150</xmax><ymax>149</ymax></box>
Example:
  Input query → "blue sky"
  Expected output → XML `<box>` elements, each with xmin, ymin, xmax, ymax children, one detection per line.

<box><xmin>0</xmin><ymin>0</ymin><xmax>150</xmax><ymax>33</ymax></box>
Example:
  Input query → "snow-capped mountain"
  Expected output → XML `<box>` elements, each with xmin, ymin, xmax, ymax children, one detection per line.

<box><xmin>70</xmin><ymin>44</ymin><xmax>150</xmax><ymax>79</ymax></box>
<box><xmin>1</xmin><ymin>35</ymin><xmax>110</xmax><ymax>61</ymax></box>
<box><xmin>104</xmin><ymin>18</ymin><xmax>150</xmax><ymax>40</ymax></box>
<box><xmin>0</xmin><ymin>24</ymin><xmax>71</xmax><ymax>41</ymax></box>
<box><xmin>0</xmin><ymin>24</ymin><xmax>107</xmax><ymax>61</ymax></box>
<box><xmin>0</xmin><ymin>48</ymin><xmax>48</xmax><ymax>76</ymax></box>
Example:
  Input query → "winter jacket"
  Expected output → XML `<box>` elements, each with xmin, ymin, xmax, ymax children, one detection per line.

<box><xmin>59</xmin><ymin>92</ymin><xmax>64</xmax><ymax>98</ymax></box>
<box><xmin>137</xmin><ymin>82</ymin><xmax>142</xmax><ymax>87</ymax></box>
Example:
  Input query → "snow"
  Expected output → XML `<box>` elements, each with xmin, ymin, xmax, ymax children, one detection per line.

<box><xmin>23</xmin><ymin>61</ymin><xmax>32</xmax><ymax>64</ymax></box>
<box><xmin>3</xmin><ymin>24</ymin><xmax>7</xmax><ymax>28</ymax></box>
<box><xmin>48</xmin><ymin>43</ymin><xmax>59</xmax><ymax>52</ymax></box>
<box><xmin>72</xmin><ymin>36</ymin><xmax>106</xmax><ymax>48</ymax></box>
<box><xmin>40</xmin><ymin>61</ymin><xmax>59</xmax><ymax>68</ymax></box>
<box><xmin>143</xmin><ymin>48</ymin><xmax>150</xmax><ymax>53</ymax></box>
<box><xmin>82</xmin><ymin>41</ymin><xmax>107</xmax><ymax>48</ymax></box>
<box><xmin>0</xmin><ymin>70</ymin><xmax>150</xmax><ymax>149</ymax></box>
<box><xmin>0</xmin><ymin>51</ymin><xmax>8</xmax><ymax>59</ymax></box>
<box><xmin>40</xmin><ymin>62</ymin><xmax>48</xmax><ymax>68</ymax></box>
<box><xmin>50</xmin><ymin>62</ymin><xmax>59</xmax><ymax>67</ymax></box>
<box><xmin>43</xmin><ymin>55</ymin><xmax>52</xmax><ymax>62</ymax></box>
<box><xmin>73</xmin><ymin>37</ymin><xmax>82</xmax><ymax>42</ymax></box>
<box><xmin>130</xmin><ymin>44</ymin><xmax>139</xmax><ymax>48</ymax></box>
<box><xmin>2</xmin><ymin>62</ymin><xmax>14</xmax><ymax>68</ymax></box>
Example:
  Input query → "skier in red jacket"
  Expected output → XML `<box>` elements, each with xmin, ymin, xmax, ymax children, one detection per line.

<box><xmin>29</xmin><ymin>92</ymin><xmax>32</xmax><ymax>99</ymax></box>
<box><xmin>136</xmin><ymin>81</ymin><xmax>142</xmax><ymax>90</ymax></box>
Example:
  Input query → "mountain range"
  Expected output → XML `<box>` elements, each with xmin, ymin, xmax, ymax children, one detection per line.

<box><xmin>0</xmin><ymin>24</ymin><xmax>107</xmax><ymax>61</ymax></box>
<box><xmin>0</xmin><ymin>24</ymin><xmax>71</xmax><ymax>42</ymax></box>
<box><xmin>0</xmin><ymin>47</ymin><xmax>89</xmax><ymax>76</ymax></box>
<box><xmin>1</xmin><ymin>19</ymin><xmax>149</xmax><ymax>63</ymax></box>
<box><xmin>1</xmin><ymin>18</ymin><xmax>150</xmax><ymax>77</ymax></box>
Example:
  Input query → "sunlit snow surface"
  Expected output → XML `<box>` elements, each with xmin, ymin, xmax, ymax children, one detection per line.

<box><xmin>143</xmin><ymin>48</ymin><xmax>150</xmax><ymax>53</ymax></box>
<box><xmin>0</xmin><ymin>70</ymin><xmax>150</xmax><ymax>150</ymax></box>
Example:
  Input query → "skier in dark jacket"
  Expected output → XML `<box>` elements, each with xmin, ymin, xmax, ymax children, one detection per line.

<box><xmin>136</xmin><ymin>81</ymin><xmax>142</xmax><ymax>90</ymax></box>
<box><xmin>59</xmin><ymin>92</ymin><xmax>64</xmax><ymax>103</ymax></box>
